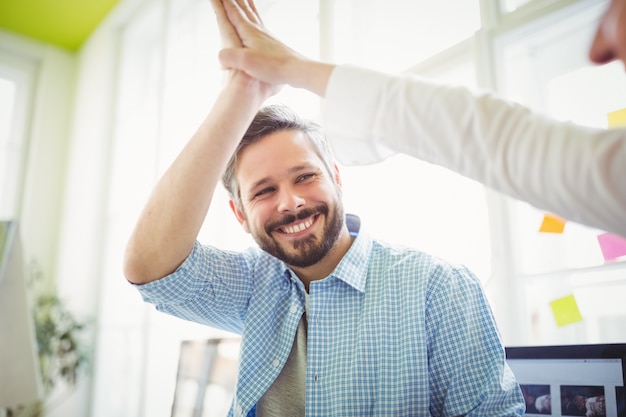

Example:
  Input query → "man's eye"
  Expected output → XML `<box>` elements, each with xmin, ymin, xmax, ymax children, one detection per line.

<box><xmin>297</xmin><ymin>173</ymin><xmax>315</xmax><ymax>182</ymax></box>
<box><xmin>254</xmin><ymin>187</ymin><xmax>274</xmax><ymax>198</ymax></box>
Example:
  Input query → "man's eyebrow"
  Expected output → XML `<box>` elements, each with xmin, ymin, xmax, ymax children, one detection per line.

<box><xmin>247</xmin><ymin>177</ymin><xmax>272</xmax><ymax>194</ymax></box>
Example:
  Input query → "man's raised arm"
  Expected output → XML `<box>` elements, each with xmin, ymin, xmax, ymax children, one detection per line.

<box><xmin>123</xmin><ymin>3</ymin><xmax>277</xmax><ymax>284</ymax></box>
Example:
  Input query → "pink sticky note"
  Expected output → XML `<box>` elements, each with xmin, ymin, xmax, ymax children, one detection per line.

<box><xmin>597</xmin><ymin>233</ymin><xmax>626</xmax><ymax>262</ymax></box>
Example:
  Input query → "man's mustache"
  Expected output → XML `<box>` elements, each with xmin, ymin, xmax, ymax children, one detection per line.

<box><xmin>265</xmin><ymin>205</ymin><xmax>328</xmax><ymax>234</ymax></box>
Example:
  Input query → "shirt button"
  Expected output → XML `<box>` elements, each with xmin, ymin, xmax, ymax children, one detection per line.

<box><xmin>290</xmin><ymin>305</ymin><xmax>298</xmax><ymax>313</ymax></box>
<box><xmin>273</xmin><ymin>359</ymin><xmax>280</xmax><ymax>367</ymax></box>
<box><xmin>236</xmin><ymin>405</ymin><xmax>243</xmax><ymax>416</ymax></box>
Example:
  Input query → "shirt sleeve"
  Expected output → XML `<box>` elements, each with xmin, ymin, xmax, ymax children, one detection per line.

<box><xmin>132</xmin><ymin>241</ymin><xmax>259</xmax><ymax>334</ymax></box>
<box><xmin>323</xmin><ymin>64</ymin><xmax>626</xmax><ymax>238</ymax></box>
<box><xmin>424</xmin><ymin>263</ymin><xmax>525</xmax><ymax>417</ymax></box>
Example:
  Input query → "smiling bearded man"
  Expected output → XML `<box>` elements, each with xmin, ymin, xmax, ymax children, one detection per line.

<box><xmin>126</xmin><ymin>103</ymin><xmax>525</xmax><ymax>417</ymax></box>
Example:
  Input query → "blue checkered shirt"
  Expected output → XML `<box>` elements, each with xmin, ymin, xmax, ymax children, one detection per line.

<box><xmin>135</xmin><ymin>215</ymin><xmax>524</xmax><ymax>416</ymax></box>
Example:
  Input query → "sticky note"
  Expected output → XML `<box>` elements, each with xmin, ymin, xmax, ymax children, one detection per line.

<box><xmin>608</xmin><ymin>108</ymin><xmax>626</xmax><ymax>128</ymax></box>
<box><xmin>539</xmin><ymin>213</ymin><xmax>566</xmax><ymax>233</ymax></box>
<box><xmin>550</xmin><ymin>294</ymin><xmax>583</xmax><ymax>327</ymax></box>
<box><xmin>597</xmin><ymin>233</ymin><xmax>626</xmax><ymax>262</ymax></box>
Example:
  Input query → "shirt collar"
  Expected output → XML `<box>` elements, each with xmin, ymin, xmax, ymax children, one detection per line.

<box><xmin>329</xmin><ymin>214</ymin><xmax>371</xmax><ymax>293</ymax></box>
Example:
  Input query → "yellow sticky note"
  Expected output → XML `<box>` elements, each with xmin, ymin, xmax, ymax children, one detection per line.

<box><xmin>550</xmin><ymin>294</ymin><xmax>583</xmax><ymax>327</ymax></box>
<box><xmin>608</xmin><ymin>108</ymin><xmax>626</xmax><ymax>128</ymax></box>
<box><xmin>539</xmin><ymin>213</ymin><xmax>566</xmax><ymax>234</ymax></box>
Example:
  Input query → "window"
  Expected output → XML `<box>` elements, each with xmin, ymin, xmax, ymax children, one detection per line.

<box><xmin>328</xmin><ymin>0</ymin><xmax>491</xmax><ymax>280</ymax></box>
<box><xmin>489</xmin><ymin>0</ymin><xmax>626</xmax><ymax>345</ymax></box>
<box><xmin>0</xmin><ymin>53</ymin><xmax>35</xmax><ymax>219</ymax></box>
<box><xmin>326</xmin><ymin>0</ymin><xmax>481</xmax><ymax>72</ymax></box>
<box><xmin>0</xmin><ymin>77</ymin><xmax>17</xmax><ymax>218</ymax></box>
<box><xmin>94</xmin><ymin>1</ymin><xmax>324</xmax><ymax>416</ymax></box>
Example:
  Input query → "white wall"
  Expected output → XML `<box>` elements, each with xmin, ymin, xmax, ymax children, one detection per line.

<box><xmin>0</xmin><ymin>28</ymin><xmax>86</xmax><ymax>417</ymax></box>
<box><xmin>0</xmin><ymin>30</ymin><xmax>75</xmax><ymax>292</ymax></box>
<box><xmin>2</xmin><ymin>1</ymin><xmax>146</xmax><ymax>415</ymax></box>
<box><xmin>52</xmin><ymin>13</ymin><xmax>121</xmax><ymax>417</ymax></box>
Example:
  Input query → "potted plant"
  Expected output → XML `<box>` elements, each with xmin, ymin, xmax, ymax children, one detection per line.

<box><xmin>2</xmin><ymin>261</ymin><xmax>89</xmax><ymax>417</ymax></box>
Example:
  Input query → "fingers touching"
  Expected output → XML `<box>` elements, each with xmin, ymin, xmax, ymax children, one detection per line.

<box><xmin>245</xmin><ymin>0</ymin><xmax>262</xmax><ymax>25</ymax></box>
<box><xmin>233</xmin><ymin>0</ymin><xmax>263</xmax><ymax>25</ymax></box>
<box><xmin>211</xmin><ymin>0</ymin><xmax>242</xmax><ymax>49</ymax></box>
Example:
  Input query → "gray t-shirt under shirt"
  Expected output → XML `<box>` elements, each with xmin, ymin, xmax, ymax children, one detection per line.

<box><xmin>256</xmin><ymin>292</ymin><xmax>310</xmax><ymax>416</ymax></box>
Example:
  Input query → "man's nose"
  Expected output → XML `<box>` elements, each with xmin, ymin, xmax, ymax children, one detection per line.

<box><xmin>589</xmin><ymin>28</ymin><xmax>616</xmax><ymax>65</ymax></box>
<box><xmin>588</xmin><ymin>6</ymin><xmax>620</xmax><ymax>66</ymax></box>
<box><xmin>276</xmin><ymin>187</ymin><xmax>305</xmax><ymax>212</ymax></box>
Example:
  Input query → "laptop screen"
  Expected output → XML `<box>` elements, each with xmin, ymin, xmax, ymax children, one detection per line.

<box><xmin>506</xmin><ymin>344</ymin><xmax>626</xmax><ymax>417</ymax></box>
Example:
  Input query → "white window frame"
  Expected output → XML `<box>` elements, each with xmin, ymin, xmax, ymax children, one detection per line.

<box><xmin>0</xmin><ymin>49</ymin><xmax>37</xmax><ymax>219</ymax></box>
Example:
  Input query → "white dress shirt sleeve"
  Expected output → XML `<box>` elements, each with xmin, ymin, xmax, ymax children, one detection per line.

<box><xmin>323</xmin><ymin>64</ymin><xmax>626</xmax><ymax>238</ymax></box>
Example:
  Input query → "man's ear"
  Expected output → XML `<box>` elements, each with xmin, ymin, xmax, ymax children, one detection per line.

<box><xmin>333</xmin><ymin>163</ymin><xmax>342</xmax><ymax>188</ymax></box>
<box><xmin>229</xmin><ymin>199</ymin><xmax>250</xmax><ymax>233</ymax></box>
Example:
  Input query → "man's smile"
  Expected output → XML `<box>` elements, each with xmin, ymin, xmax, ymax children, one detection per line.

<box><xmin>276</xmin><ymin>214</ymin><xmax>318</xmax><ymax>235</ymax></box>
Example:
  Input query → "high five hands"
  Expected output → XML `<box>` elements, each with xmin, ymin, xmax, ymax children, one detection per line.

<box><xmin>210</xmin><ymin>0</ymin><xmax>335</xmax><ymax>97</ymax></box>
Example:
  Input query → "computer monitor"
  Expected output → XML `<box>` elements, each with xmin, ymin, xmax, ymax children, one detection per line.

<box><xmin>506</xmin><ymin>344</ymin><xmax>626</xmax><ymax>417</ymax></box>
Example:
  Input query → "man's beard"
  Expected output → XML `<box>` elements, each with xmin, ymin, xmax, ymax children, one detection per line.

<box><xmin>251</xmin><ymin>201</ymin><xmax>344</xmax><ymax>268</ymax></box>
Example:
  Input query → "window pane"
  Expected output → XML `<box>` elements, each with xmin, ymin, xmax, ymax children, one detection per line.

<box><xmin>107</xmin><ymin>2</ymin><xmax>164</xmax><ymax>216</ymax></box>
<box><xmin>496</xmin><ymin>1</ymin><xmax>624</xmax><ymax>274</ymax></box>
<box><xmin>0</xmin><ymin>58</ymin><xmax>33</xmax><ymax>221</ymax></box>
<box><xmin>341</xmin><ymin>155</ymin><xmax>492</xmax><ymax>281</ymax></box>
<box><xmin>329</xmin><ymin>0</ymin><xmax>480</xmax><ymax>72</ymax></box>
<box><xmin>500</xmin><ymin>0</ymin><xmax>533</xmax><ymax>13</ymax></box>
<box><xmin>337</xmin><ymin>40</ymin><xmax>491</xmax><ymax>281</ymax></box>
<box><xmin>0</xmin><ymin>77</ymin><xmax>16</xmax><ymax>218</ymax></box>
<box><xmin>492</xmin><ymin>0</ymin><xmax>626</xmax><ymax>344</ymax></box>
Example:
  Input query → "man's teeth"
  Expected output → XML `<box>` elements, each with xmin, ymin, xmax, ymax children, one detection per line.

<box><xmin>281</xmin><ymin>217</ymin><xmax>314</xmax><ymax>234</ymax></box>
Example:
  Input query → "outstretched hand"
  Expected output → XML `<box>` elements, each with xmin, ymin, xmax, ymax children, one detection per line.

<box><xmin>212</xmin><ymin>0</ymin><xmax>306</xmax><ymax>87</ymax></box>
<box><xmin>211</xmin><ymin>0</ymin><xmax>336</xmax><ymax>96</ymax></box>
<box><xmin>210</xmin><ymin>0</ymin><xmax>281</xmax><ymax>98</ymax></box>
